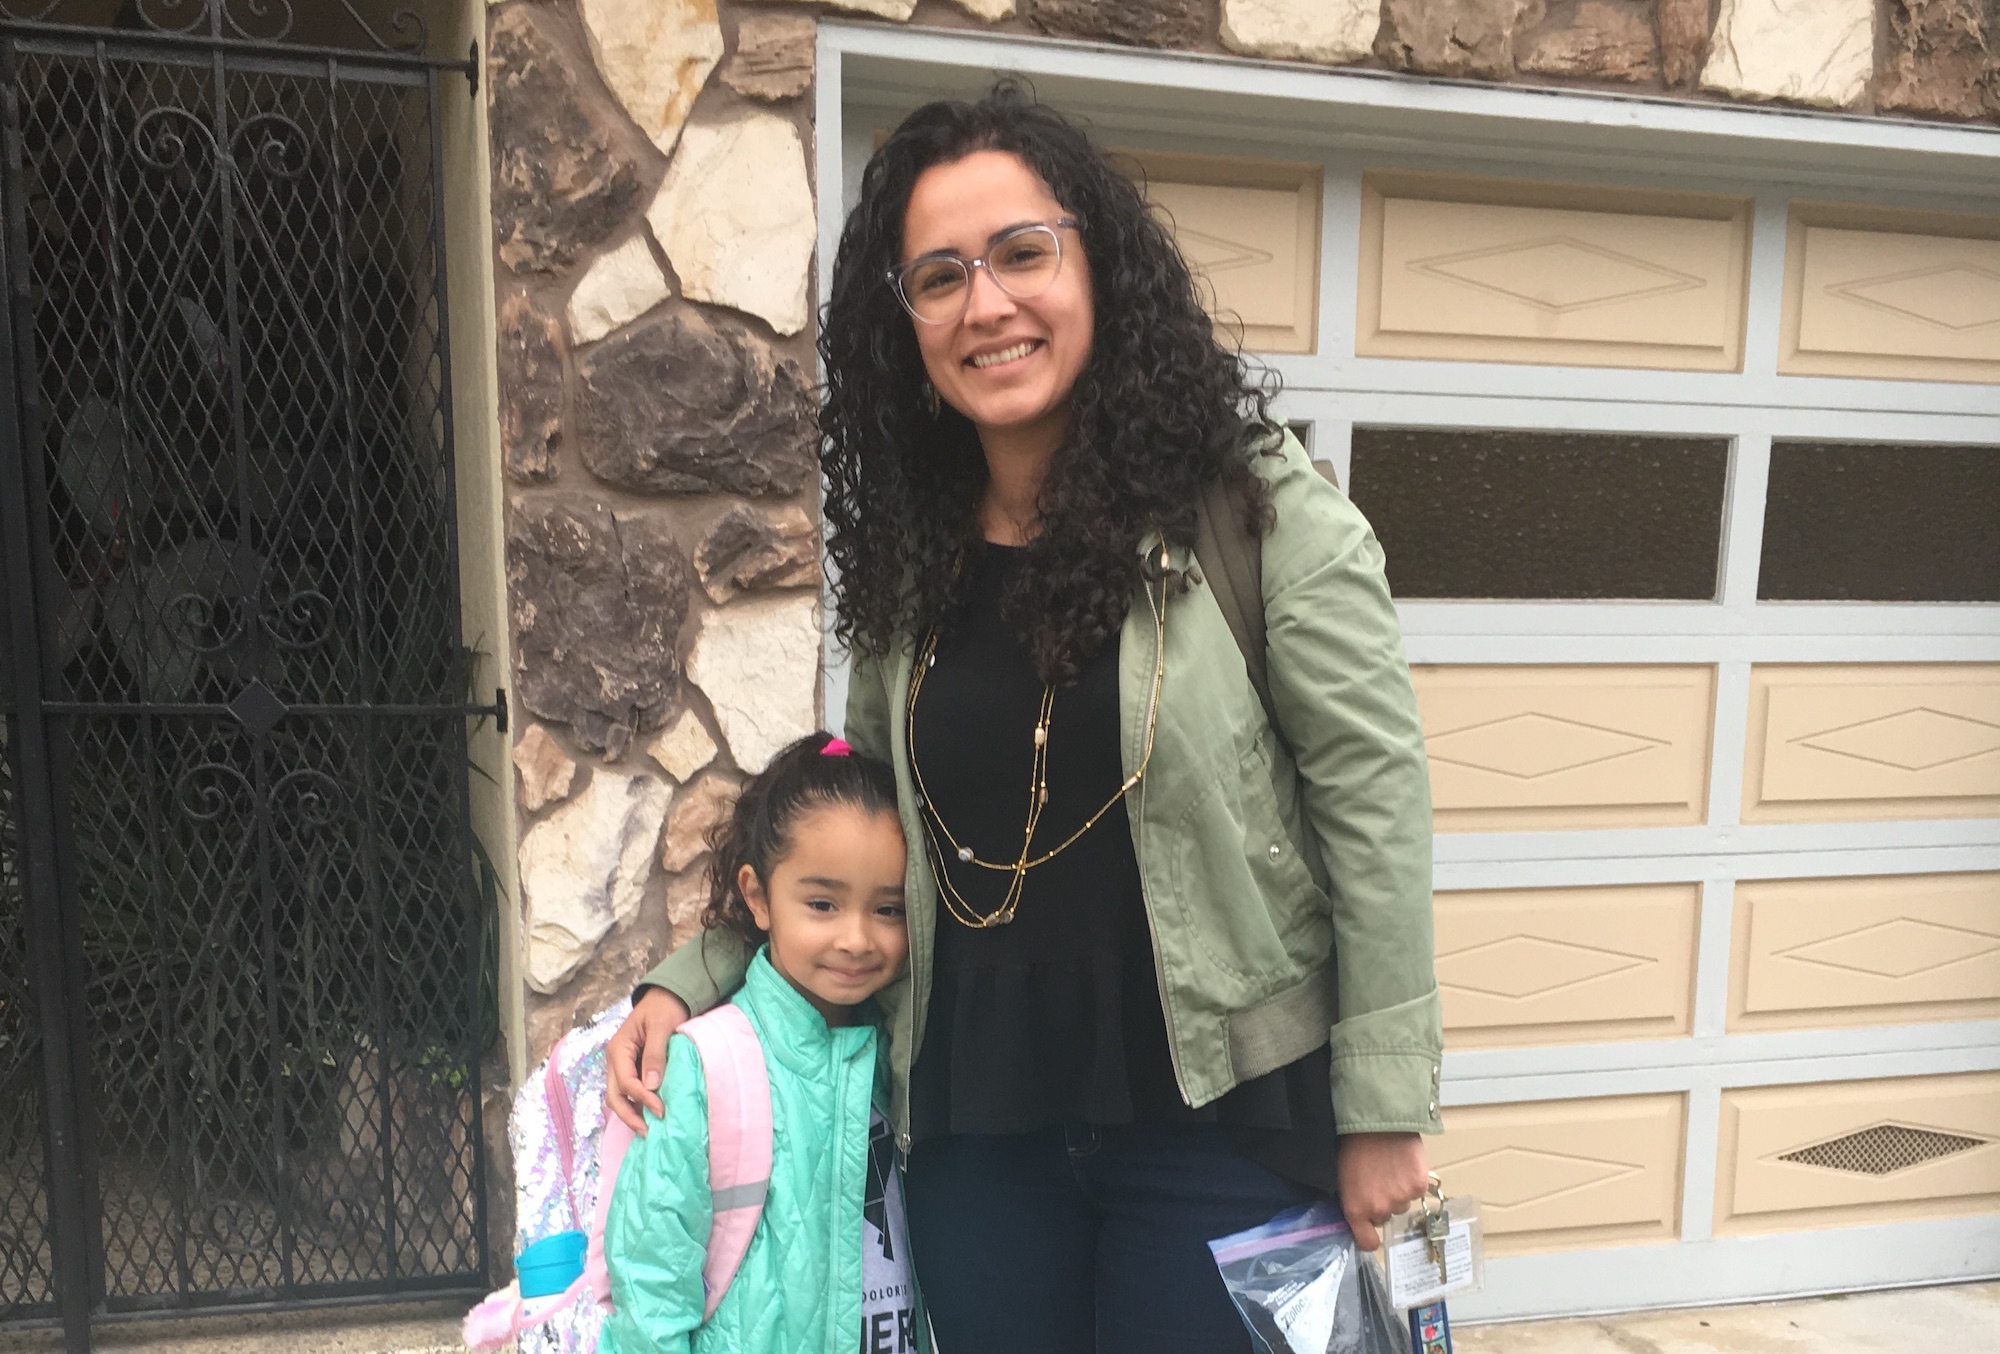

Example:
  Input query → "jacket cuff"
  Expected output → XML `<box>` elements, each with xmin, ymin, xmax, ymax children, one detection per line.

<box><xmin>1327</xmin><ymin>986</ymin><xmax>1444</xmax><ymax>1135</ymax></box>
<box><xmin>633</xmin><ymin>930</ymin><xmax>751</xmax><ymax>1018</ymax></box>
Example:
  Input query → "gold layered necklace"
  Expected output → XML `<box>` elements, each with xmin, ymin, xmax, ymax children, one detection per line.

<box><xmin>905</xmin><ymin>544</ymin><xmax>1170</xmax><ymax>929</ymax></box>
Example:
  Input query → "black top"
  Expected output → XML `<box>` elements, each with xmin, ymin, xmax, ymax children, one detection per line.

<box><xmin>906</xmin><ymin>542</ymin><xmax>1341</xmax><ymax>1191</ymax></box>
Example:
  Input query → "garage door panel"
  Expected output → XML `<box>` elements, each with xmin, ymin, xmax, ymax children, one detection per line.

<box><xmin>1415</xmin><ymin>666</ymin><xmax>1715</xmax><ymax>831</ymax></box>
<box><xmin>1717</xmin><ymin>1075</ymin><xmax>2000</xmax><ymax>1233</ymax></box>
<box><xmin>1782</xmin><ymin>201</ymin><xmax>2000</xmax><ymax>384</ymax></box>
<box><xmin>1732</xmin><ymin>873</ymin><xmax>2000</xmax><ymax>1031</ymax></box>
<box><xmin>1743</xmin><ymin>664</ymin><xmax>2000</xmax><ymax>822</ymax></box>
<box><xmin>1358</xmin><ymin>171</ymin><xmax>1750</xmax><ymax>371</ymax></box>
<box><xmin>1438</xmin><ymin>884</ymin><xmax>1700</xmax><ymax>1047</ymax></box>
<box><xmin>1432</xmin><ymin>1096</ymin><xmax>1685</xmax><ymax>1253</ymax></box>
<box><xmin>1126</xmin><ymin>150</ymin><xmax>1322</xmax><ymax>355</ymax></box>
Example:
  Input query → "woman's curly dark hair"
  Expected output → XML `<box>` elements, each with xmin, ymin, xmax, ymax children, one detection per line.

<box><xmin>819</xmin><ymin>80</ymin><xmax>1276</xmax><ymax>685</ymax></box>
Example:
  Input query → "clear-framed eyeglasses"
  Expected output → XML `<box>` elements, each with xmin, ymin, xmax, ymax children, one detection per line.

<box><xmin>887</xmin><ymin>217</ymin><xmax>1081</xmax><ymax>325</ymax></box>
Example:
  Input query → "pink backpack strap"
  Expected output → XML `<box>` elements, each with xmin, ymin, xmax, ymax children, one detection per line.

<box><xmin>583</xmin><ymin>1112</ymin><xmax>637</xmax><ymax>1306</ymax></box>
<box><xmin>544</xmin><ymin>1045</ymin><xmax>583</xmax><ymax>1232</ymax></box>
<box><xmin>678</xmin><ymin>1004</ymin><xmax>773</xmax><ymax>1320</ymax></box>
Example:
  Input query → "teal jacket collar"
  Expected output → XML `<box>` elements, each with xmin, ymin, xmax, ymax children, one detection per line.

<box><xmin>735</xmin><ymin>946</ymin><xmax>879</xmax><ymax>1086</ymax></box>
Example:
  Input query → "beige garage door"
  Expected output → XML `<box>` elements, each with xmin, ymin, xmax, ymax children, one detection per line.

<box><xmin>836</xmin><ymin>47</ymin><xmax>2000</xmax><ymax>1318</ymax></box>
<box><xmin>1154</xmin><ymin>154</ymin><xmax>2000</xmax><ymax>1314</ymax></box>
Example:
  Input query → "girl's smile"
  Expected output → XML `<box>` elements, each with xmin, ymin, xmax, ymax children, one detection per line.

<box><xmin>738</xmin><ymin>803</ymin><xmax>909</xmax><ymax>1026</ymax></box>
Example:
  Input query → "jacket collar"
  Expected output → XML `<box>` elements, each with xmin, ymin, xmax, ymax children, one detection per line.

<box><xmin>736</xmin><ymin>945</ymin><xmax>877</xmax><ymax>1081</ymax></box>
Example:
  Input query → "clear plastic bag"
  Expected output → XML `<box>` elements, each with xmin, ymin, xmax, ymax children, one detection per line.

<box><xmin>1208</xmin><ymin>1202</ymin><xmax>1413</xmax><ymax>1354</ymax></box>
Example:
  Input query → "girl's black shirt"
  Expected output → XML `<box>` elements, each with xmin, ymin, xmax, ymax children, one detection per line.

<box><xmin>905</xmin><ymin>540</ymin><xmax>1341</xmax><ymax>1192</ymax></box>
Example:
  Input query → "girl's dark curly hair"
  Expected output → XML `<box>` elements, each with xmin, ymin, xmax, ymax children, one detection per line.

<box><xmin>819</xmin><ymin>81</ymin><xmax>1276</xmax><ymax>685</ymax></box>
<box><xmin>702</xmin><ymin>732</ymin><xmax>901</xmax><ymax>949</ymax></box>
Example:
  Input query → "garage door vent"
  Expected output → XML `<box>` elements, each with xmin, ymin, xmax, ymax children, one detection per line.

<box><xmin>1779</xmin><ymin>1123</ymin><xmax>1988</xmax><ymax>1175</ymax></box>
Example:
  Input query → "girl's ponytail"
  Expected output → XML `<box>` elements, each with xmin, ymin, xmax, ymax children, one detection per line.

<box><xmin>701</xmin><ymin>731</ymin><xmax>898</xmax><ymax>945</ymax></box>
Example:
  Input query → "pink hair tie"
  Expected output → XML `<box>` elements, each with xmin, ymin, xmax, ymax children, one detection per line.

<box><xmin>820</xmin><ymin>737</ymin><xmax>854</xmax><ymax>757</ymax></box>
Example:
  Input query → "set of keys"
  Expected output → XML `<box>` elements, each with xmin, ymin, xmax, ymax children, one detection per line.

<box><xmin>1422</xmin><ymin>1184</ymin><xmax>1453</xmax><ymax>1275</ymax></box>
<box><xmin>1381</xmin><ymin>1176</ymin><xmax>1486</xmax><ymax>1353</ymax></box>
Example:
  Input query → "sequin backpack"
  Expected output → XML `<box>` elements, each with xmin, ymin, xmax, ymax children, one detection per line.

<box><xmin>462</xmin><ymin>998</ymin><xmax>773</xmax><ymax>1353</ymax></box>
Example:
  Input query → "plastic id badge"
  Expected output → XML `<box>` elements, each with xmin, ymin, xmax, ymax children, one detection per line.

<box><xmin>1381</xmin><ymin>1180</ymin><xmax>1484</xmax><ymax>1311</ymax></box>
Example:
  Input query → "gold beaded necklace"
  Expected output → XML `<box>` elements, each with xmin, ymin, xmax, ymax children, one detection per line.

<box><xmin>905</xmin><ymin>543</ymin><xmax>1170</xmax><ymax>929</ymax></box>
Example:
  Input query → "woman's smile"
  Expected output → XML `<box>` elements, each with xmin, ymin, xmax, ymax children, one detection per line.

<box><xmin>966</xmin><ymin>338</ymin><xmax>1042</xmax><ymax>370</ymax></box>
<box><xmin>900</xmin><ymin>149</ymin><xmax>1094</xmax><ymax>464</ymax></box>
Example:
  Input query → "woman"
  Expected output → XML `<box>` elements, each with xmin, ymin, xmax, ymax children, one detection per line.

<box><xmin>606</xmin><ymin>84</ymin><xmax>1441</xmax><ymax>1353</ymax></box>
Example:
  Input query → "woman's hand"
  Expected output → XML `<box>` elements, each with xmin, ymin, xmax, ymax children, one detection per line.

<box><xmin>1335</xmin><ymin>1131</ymin><xmax>1430</xmax><ymax>1252</ymax></box>
<box><xmin>604</xmin><ymin>987</ymin><xmax>691</xmax><ymax>1135</ymax></box>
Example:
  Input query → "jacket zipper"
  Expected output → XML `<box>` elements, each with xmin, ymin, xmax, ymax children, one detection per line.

<box><xmin>895</xmin><ymin>637</ymin><xmax>922</xmax><ymax>1159</ymax></box>
<box><xmin>1131</xmin><ymin>571</ymin><xmax>1192</xmax><ymax>1105</ymax></box>
<box><xmin>831</xmin><ymin>1041</ymin><xmax>861</xmax><ymax>1354</ymax></box>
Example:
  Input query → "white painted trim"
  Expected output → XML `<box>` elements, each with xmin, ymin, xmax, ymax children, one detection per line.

<box><xmin>1453</xmin><ymin>1215</ymin><xmax>2000</xmax><ymax>1323</ymax></box>
<box><xmin>1400</xmin><ymin>604</ymin><xmax>2000</xmax><ymax>637</ymax></box>
<box><xmin>815</xmin><ymin>37</ymin><xmax>853</xmax><ymax>737</ymax></box>
<box><xmin>1446</xmin><ymin>1046</ymin><xmax>2000</xmax><ymax>1108</ymax></box>
<box><xmin>1740</xmin><ymin>194</ymin><xmax>1791</xmax><ymax>380</ymax></box>
<box><xmin>1316</xmin><ymin>164</ymin><xmax>1359</xmax><ymax>363</ymax></box>
<box><xmin>1334</xmin><ymin>387</ymin><xmax>2000</xmax><ymax>432</ymax></box>
<box><xmin>1678</xmin><ymin>1082</ymin><xmax>1724</xmax><ymax>1243</ymax></box>
<box><xmin>1690</xmin><ymin>878</ymin><xmax>1736</xmax><ymax>1041</ymax></box>
<box><xmin>1444</xmin><ymin>1019</ymin><xmax>2000</xmax><ymax>1089</ymax></box>
<box><xmin>1431</xmin><ymin>828</ymin><xmax>2000</xmax><ymax>870</ymax></box>
<box><xmin>1289</xmin><ymin>360</ymin><xmax>2000</xmax><ymax>416</ymax></box>
<box><xmin>823</xmin><ymin>23</ymin><xmax>2000</xmax><ymax>192</ymax></box>
<box><xmin>1402</xmin><ymin>633</ymin><xmax>2000</xmax><ymax>662</ymax></box>
<box><xmin>1704</xmin><ymin>662</ymin><xmax>1752</xmax><ymax>828</ymax></box>
<box><xmin>816</xmin><ymin>37</ymin><xmax>845</xmax><ymax>320</ymax></box>
<box><xmin>1715</xmin><ymin>437</ymin><xmax>1772</xmax><ymax>615</ymax></box>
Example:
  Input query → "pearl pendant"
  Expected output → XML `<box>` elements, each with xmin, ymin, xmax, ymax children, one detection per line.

<box><xmin>957</xmin><ymin>846</ymin><xmax>974</xmax><ymax>862</ymax></box>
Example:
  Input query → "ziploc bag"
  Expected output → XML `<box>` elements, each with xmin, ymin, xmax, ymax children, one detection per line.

<box><xmin>1208</xmin><ymin>1202</ymin><xmax>1412</xmax><ymax>1354</ymax></box>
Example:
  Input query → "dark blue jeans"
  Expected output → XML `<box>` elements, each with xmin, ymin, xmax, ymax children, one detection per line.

<box><xmin>904</xmin><ymin>1123</ymin><xmax>1316</xmax><ymax>1354</ymax></box>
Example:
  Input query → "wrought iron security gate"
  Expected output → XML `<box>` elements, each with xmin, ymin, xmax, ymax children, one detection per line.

<box><xmin>0</xmin><ymin>6</ymin><xmax>494</xmax><ymax>1346</ymax></box>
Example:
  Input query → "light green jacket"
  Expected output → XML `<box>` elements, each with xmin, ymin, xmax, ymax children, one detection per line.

<box><xmin>603</xmin><ymin>948</ymin><xmax>928</xmax><ymax>1354</ymax></box>
<box><xmin>642</xmin><ymin>430</ymin><xmax>1443</xmax><ymax>1147</ymax></box>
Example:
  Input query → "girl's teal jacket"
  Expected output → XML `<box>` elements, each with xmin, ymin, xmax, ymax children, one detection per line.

<box><xmin>602</xmin><ymin>949</ymin><xmax>927</xmax><ymax>1354</ymax></box>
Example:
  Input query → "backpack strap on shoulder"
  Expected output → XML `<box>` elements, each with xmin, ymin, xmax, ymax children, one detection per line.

<box><xmin>1195</xmin><ymin>473</ymin><xmax>1279</xmax><ymax>747</ymax></box>
<box><xmin>678</xmin><ymin>1004</ymin><xmax>773</xmax><ymax>1320</ymax></box>
<box><xmin>1192</xmin><ymin>450</ymin><xmax>1341</xmax><ymax>763</ymax></box>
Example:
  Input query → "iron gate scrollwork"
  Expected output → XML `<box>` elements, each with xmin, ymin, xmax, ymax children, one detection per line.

<box><xmin>0</xmin><ymin>5</ymin><xmax>493</xmax><ymax>1345</ymax></box>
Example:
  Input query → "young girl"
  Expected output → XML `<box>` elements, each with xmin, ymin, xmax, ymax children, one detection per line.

<box><xmin>602</xmin><ymin>732</ymin><xmax>926</xmax><ymax>1354</ymax></box>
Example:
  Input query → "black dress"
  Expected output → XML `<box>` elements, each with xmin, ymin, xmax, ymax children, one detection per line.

<box><xmin>906</xmin><ymin>541</ymin><xmax>1342</xmax><ymax>1193</ymax></box>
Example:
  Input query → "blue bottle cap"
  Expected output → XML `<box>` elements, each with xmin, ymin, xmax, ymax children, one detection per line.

<box><xmin>516</xmin><ymin>1229</ymin><xmax>587</xmax><ymax>1299</ymax></box>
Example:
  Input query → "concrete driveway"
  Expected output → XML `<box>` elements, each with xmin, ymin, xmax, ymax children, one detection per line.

<box><xmin>1457</xmin><ymin>1281</ymin><xmax>1999</xmax><ymax>1354</ymax></box>
<box><xmin>4</xmin><ymin>1281</ymin><xmax>1993</xmax><ymax>1351</ymax></box>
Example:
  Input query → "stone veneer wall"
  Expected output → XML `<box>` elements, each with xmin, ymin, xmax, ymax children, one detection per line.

<box><xmin>486</xmin><ymin>0</ymin><xmax>827</xmax><ymax>1066</ymax></box>
<box><xmin>482</xmin><ymin>0</ymin><xmax>1998</xmax><ymax>1073</ymax></box>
